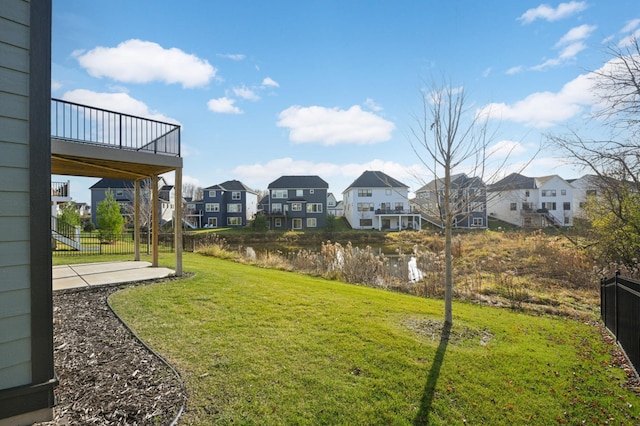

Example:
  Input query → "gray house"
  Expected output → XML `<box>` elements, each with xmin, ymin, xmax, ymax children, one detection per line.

<box><xmin>0</xmin><ymin>1</ymin><xmax>57</xmax><ymax>423</ymax></box>
<box><xmin>90</xmin><ymin>177</ymin><xmax>175</xmax><ymax>227</ymax></box>
<box><xmin>265</xmin><ymin>175</ymin><xmax>329</xmax><ymax>230</ymax></box>
<box><xmin>201</xmin><ymin>180</ymin><xmax>259</xmax><ymax>228</ymax></box>
<box><xmin>413</xmin><ymin>173</ymin><xmax>488</xmax><ymax>229</ymax></box>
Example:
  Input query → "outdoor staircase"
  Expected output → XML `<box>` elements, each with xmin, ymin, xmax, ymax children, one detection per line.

<box><xmin>51</xmin><ymin>216</ymin><xmax>82</xmax><ymax>250</ymax></box>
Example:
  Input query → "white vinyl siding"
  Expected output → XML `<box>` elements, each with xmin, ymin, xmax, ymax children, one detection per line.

<box><xmin>0</xmin><ymin>1</ymin><xmax>32</xmax><ymax>390</ymax></box>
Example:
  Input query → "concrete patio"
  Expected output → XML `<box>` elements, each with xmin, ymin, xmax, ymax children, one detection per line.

<box><xmin>53</xmin><ymin>261</ymin><xmax>175</xmax><ymax>291</ymax></box>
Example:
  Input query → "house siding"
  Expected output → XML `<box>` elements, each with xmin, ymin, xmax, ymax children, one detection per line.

<box><xmin>0</xmin><ymin>0</ymin><xmax>32</xmax><ymax>391</ymax></box>
<box><xmin>0</xmin><ymin>0</ymin><xmax>56</xmax><ymax>421</ymax></box>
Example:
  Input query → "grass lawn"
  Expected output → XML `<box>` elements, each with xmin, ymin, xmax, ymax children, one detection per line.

<box><xmin>107</xmin><ymin>253</ymin><xmax>639</xmax><ymax>425</ymax></box>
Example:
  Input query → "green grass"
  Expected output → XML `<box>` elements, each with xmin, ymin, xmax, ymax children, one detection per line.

<box><xmin>107</xmin><ymin>253</ymin><xmax>640</xmax><ymax>425</ymax></box>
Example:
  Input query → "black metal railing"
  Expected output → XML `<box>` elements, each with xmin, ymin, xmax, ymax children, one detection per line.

<box><xmin>52</xmin><ymin>215</ymin><xmax>77</xmax><ymax>240</ymax></box>
<box><xmin>51</xmin><ymin>181</ymin><xmax>69</xmax><ymax>197</ymax></box>
<box><xmin>52</xmin><ymin>231</ymin><xmax>176</xmax><ymax>256</ymax></box>
<box><xmin>51</xmin><ymin>98</ymin><xmax>181</xmax><ymax>156</ymax></box>
<box><xmin>601</xmin><ymin>272</ymin><xmax>640</xmax><ymax>375</ymax></box>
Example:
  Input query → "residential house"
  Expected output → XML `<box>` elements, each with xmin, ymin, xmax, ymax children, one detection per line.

<box><xmin>90</xmin><ymin>177</ymin><xmax>174</xmax><ymax>227</ymax></box>
<box><xmin>327</xmin><ymin>192</ymin><xmax>344</xmax><ymax>217</ymax></box>
<box><xmin>75</xmin><ymin>202</ymin><xmax>91</xmax><ymax>218</ymax></box>
<box><xmin>412</xmin><ymin>173</ymin><xmax>487</xmax><ymax>229</ymax></box>
<box><xmin>183</xmin><ymin>197</ymin><xmax>204</xmax><ymax>229</ymax></box>
<box><xmin>0</xmin><ymin>1</ymin><xmax>57</xmax><ymax>423</ymax></box>
<box><xmin>201</xmin><ymin>180</ymin><xmax>258</xmax><ymax>228</ymax></box>
<box><xmin>265</xmin><ymin>175</ymin><xmax>329</xmax><ymax>230</ymax></box>
<box><xmin>342</xmin><ymin>171</ymin><xmax>421</xmax><ymax>230</ymax></box>
<box><xmin>487</xmin><ymin>173</ymin><xmax>574</xmax><ymax>227</ymax></box>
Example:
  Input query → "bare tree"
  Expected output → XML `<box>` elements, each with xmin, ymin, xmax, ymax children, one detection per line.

<box><xmin>410</xmin><ymin>81</ymin><xmax>516</xmax><ymax>326</ymax></box>
<box><xmin>548</xmin><ymin>37</ymin><xmax>640</xmax><ymax>264</ymax></box>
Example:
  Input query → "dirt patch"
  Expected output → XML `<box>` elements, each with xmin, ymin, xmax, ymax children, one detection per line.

<box><xmin>404</xmin><ymin>318</ymin><xmax>493</xmax><ymax>347</ymax></box>
<box><xmin>37</xmin><ymin>284</ymin><xmax>185</xmax><ymax>425</ymax></box>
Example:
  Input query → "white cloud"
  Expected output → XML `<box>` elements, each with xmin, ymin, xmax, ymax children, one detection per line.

<box><xmin>77</xmin><ymin>39</ymin><xmax>216</xmax><ymax>88</ymax></box>
<box><xmin>621</xmin><ymin>18</ymin><xmax>640</xmax><ymax>34</ymax></box>
<box><xmin>364</xmin><ymin>98</ymin><xmax>383</xmax><ymax>112</ymax></box>
<box><xmin>207</xmin><ymin>97</ymin><xmax>242</xmax><ymax>114</ymax></box>
<box><xmin>51</xmin><ymin>80</ymin><xmax>62</xmax><ymax>91</ymax></box>
<box><xmin>262</xmin><ymin>77</ymin><xmax>279</xmax><ymax>87</ymax></box>
<box><xmin>518</xmin><ymin>1</ymin><xmax>588</xmax><ymax>24</ymax></box>
<box><xmin>61</xmin><ymin>89</ymin><xmax>179</xmax><ymax>124</ymax></box>
<box><xmin>233</xmin><ymin>86</ymin><xmax>260</xmax><ymax>101</ymax></box>
<box><xmin>277</xmin><ymin>105</ymin><xmax>395</xmax><ymax>145</ymax></box>
<box><xmin>218</xmin><ymin>53</ymin><xmax>246</xmax><ymax>61</ymax></box>
<box><xmin>488</xmin><ymin>140</ymin><xmax>528</xmax><ymax>158</ymax></box>
<box><xmin>506</xmin><ymin>65</ymin><xmax>524</xmax><ymax>75</ymax></box>
<box><xmin>556</xmin><ymin>24</ymin><xmax>597</xmax><ymax>46</ymax></box>
<box><xmin>482</xmin><ymin>67</ymin><xmax>492</xmax><ymax>78</ymax></box>
<box><xmin>618</xmin><ymin>28</ymin><xmax>640</xmax><ymax>48</ymax></box>
<box><xmin>478</xmin><ymin>70</ymin><xmax>596</xmax><ymax>128</ymax></box>
<box><xmin>532</xmin><ymin>24</ymin><xmax>595</xmax><ymax>70</ymax></box>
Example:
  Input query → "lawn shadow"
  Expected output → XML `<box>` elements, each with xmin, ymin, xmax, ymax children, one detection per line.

<box><xmin>413</xmin><ymin>321</ymin><xmax>451</xmax><ymax>425</ymax></box>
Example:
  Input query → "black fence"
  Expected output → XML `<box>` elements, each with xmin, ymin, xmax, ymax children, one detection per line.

<box><xmin>601</xmin><ymin>272</ymin><xmax>640</xmax><ymax>375</ymax></box>
<box><xmin>52</xmin><ymin>232</ymin><xmax>176</xmax><ymax>256</ymax></box>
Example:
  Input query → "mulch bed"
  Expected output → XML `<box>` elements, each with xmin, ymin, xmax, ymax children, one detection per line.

<box><xmin>38</xmin><ymin>283</ymin><xmax>186</xmax><ymax>425</ymax></box>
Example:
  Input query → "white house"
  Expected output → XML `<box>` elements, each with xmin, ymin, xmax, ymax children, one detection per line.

<box><xmin>568</xmin><ymin>174</ymin><xmax>602</xmax><ymax>220</ymax></box>
<box><xmin>487</xmin><ymin>173</ymin><xmax>574</xmax><ymax>227</ymax></box>
<box><xmin>342</xmin><ymin>171</ymin><xmax>421</xmax><ymax>230</ymax></box>
<box><xmin>327</xmin><ymin>192</ymin><xmax>344</xmax><ymax>217</ymax></box>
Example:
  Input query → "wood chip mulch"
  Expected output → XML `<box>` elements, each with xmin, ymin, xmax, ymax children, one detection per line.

<box><xmin>38</xmin><ymin>284</ymin><xmax>186</xmax><ymax>425</ymax></box>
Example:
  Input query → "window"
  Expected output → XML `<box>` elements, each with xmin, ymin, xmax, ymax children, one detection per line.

<box><xmin>207</xmin><ymin>217</ymin><xmax>217</xmax><ymax>227</ymax></box>
<box><xmin>525</xmin><ymin>190</ymin><xmax>530</xmax><ymax>197</ymax></box>
<box><xmin>232</xmin><ymin>191</ymin><xmax>241</xmax><ymax>200</ymax></box>
<box><xmin>205</xmin><ymin>203</ymin><xmax>219</xmax><ymax>212</ymax></box>
<box><xmin>115</xmin><ymin>190</ymin><xmax>124</xmax><ymax>197</ymax></box>
<box><xmin>563</xmin><ymin>202</ymin><xmax>571</xmax><ymax>211</ymax></box>
<box><xmin>227</xmin><ymin>203</ymin><xmax>242</xmax><ymax>213</ymax></box>
<box><xmin>561</xmin><ymin>189</ymin><xmax>566</xmax><ymax>196</ymax></box>
<box><xmin>227</xmin><ymin>217</ymin><xmax>242</xmax><ymax>226</ymax></box>
<box><xmin>296</xmin><ymin>189</ymin><xmax>303</xmax><ymax>197</ymax></box>
<box><xmin>586</xmin><ymin>189</ymin><xmax>597</xmax><ymax>196</ymax></box>
<box><xmin>292</xmin><ymin>218</ymin><xmax>302</xmax><ymax>229</ymax></box>
<box><xmin>272</xmin><ymin>189</ymin><xmax>287</xmax><ymax>199</ymax></box>
<box><xmin>510</xmin><ymin>203</ymin><xmax>517</xmax><ymax>211</ymax></box>
<box><xmin>291</xmin><ymin>202</ymin><xmax>302</xmax><ymax>211</ymax></box>
<box><xmin>542</xmin><ymin>202</ymin><xmax>556</xmax><ymax>210</ymax></box>
<box><xmin>579</xmin><ymin>202</ymin><xmax>587</xmax><ymax>208</ymax></box>
<box><xmin>306</xmin><ymin>218</ymin><xmax>317</xmax><ymax>228</ymax></box>
<box><xmin>358</xmin><ymin>189</ymin><xmax>372</xmax><ymax>197</ymax></box>
<box><xmin>208</xmin><ymin>190</ymin><xmax>216</xmax><ymax>197</ymax></box>
<box><xmin>357</xmin><ymin>203</ymin><xmax>374</xmax><ymax>212</ymax></box>
<box><xmin>359</xmin><ymin>219</ymin><xmax>373</xmax><ymax>227</ymax></box>
<box><xmin>394</xmin><ymin>202</ymin><xmax>403</xmax><ymax>211</ymax></box>
<box><xmin>472</xmin><ymin>217</ymin><xmax>484</xmax><ymax>227</ymax></box>
<box><xmin>385</xmin><ymin>189</ymin><xmax>392</xmax><ymax>196</ymax></box>
<box><xmin>564</xmin><ymin>217</ymin><xmax>570</xmax><ymax>224</ymax></box>
<box><xmin>187</xmin><ymin>203</ymin><xmax>195</xmax><ymax>210</ymax></box>
<box><xmin>275</xmin><ymin>218</ymin><xmax>282</xmax><ymax>227</ymax></box>
<box><xmin>306</xmin><ymin>203</ymin><xmax>323</xmax><ymax>213</ymax></box>
<box><xmin>541</xmin><ymin>189</ymin><xmax>556</xmax><ymax>197</ymax></box>
<box><xmin>310</xmin><ymin>189</ymin><xmax>314</xmax><ymax>194</ymax></box>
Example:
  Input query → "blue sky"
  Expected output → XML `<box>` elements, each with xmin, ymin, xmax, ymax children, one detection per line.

<box><xmin>51</xmin><ymin>1</ymin><xmax>640</xmax><ymax>204</ymax></box>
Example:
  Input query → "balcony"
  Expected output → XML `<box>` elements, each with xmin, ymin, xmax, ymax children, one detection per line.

<box><xmin>51</xmin><ymin>98</ymin><xmax>182</xmax><ymax>180</ymax></box>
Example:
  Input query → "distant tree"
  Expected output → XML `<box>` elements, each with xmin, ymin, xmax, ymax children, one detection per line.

<box><xmin>58</xmin><ymin>202</ymin><xmax>80</xmax><ymax>227</ymax></box>
<box><xmin>325</xmin><ymin>213</ymin><xmax>337</xmax><ymax>233</ymax></box>
<box><xmin>252</xmin><ymin>213</ymin><xmax>269</xmax><ymax>232</ymax></box>
<box><xmin>548</xmin><ymin>37</ymin><xmax>640</xmax><ymax>265</ymax></box>
<box><xmin>96</xmin><ymin>189</ymin><xmax>124</xmax><ymax>242</ymax></box>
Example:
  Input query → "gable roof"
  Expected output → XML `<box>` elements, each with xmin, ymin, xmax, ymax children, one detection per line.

<box><xmin>488</xmin><ymin>173</ymin><xmax>535</xmax><ymax>191</ymax></box>
<box><xmin>343</xmin><ymin>171</ymin><xmax>408</xmax><ymax>192</ymax></box>
<box><xmin>204</xmin><ymin>179</ymin><xmax>258</xmax><ymax>194</ymax></box>
<box><xmin>268</xmin><ymin>175</ymin><xmax>329</xmax><ymax>189</ymax></box>
<box><xmin>89</xmin><ymin>177</ymin><xmax>166</xmax><ymax>190</ymax></box>
<box><xmin>416</xmin><ymin>173</ymin><xmax>485</xmax><ymax>193</ymax></box>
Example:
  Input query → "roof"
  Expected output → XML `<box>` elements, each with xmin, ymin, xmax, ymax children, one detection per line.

<box><xmin>89</xmin><ymin>177</ymin><xmax>167</xmax><ymax>190</ymax></box>
<box><xmin>488</xmin><ymin>173</ymin><xmax>535</xmax><ymax>191</ymax></box>
<box><xmin>416</xmin><ymin>173</ymin><xmax>484</xmax><ymax>193</ymax></box>
<box><xmin>343</xmin><ymin>171</ymin><xmax>408</xmax><ymax>192</ymax></box>
<box><xmin>268</xmin><ymin>175</ymin><xmax>329</xmax><ymax>189</ymax></box>
<box><xmin>204</xmin><ymin>179</ymin><xmax>258</xmax><ymax>194</ymax></box>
